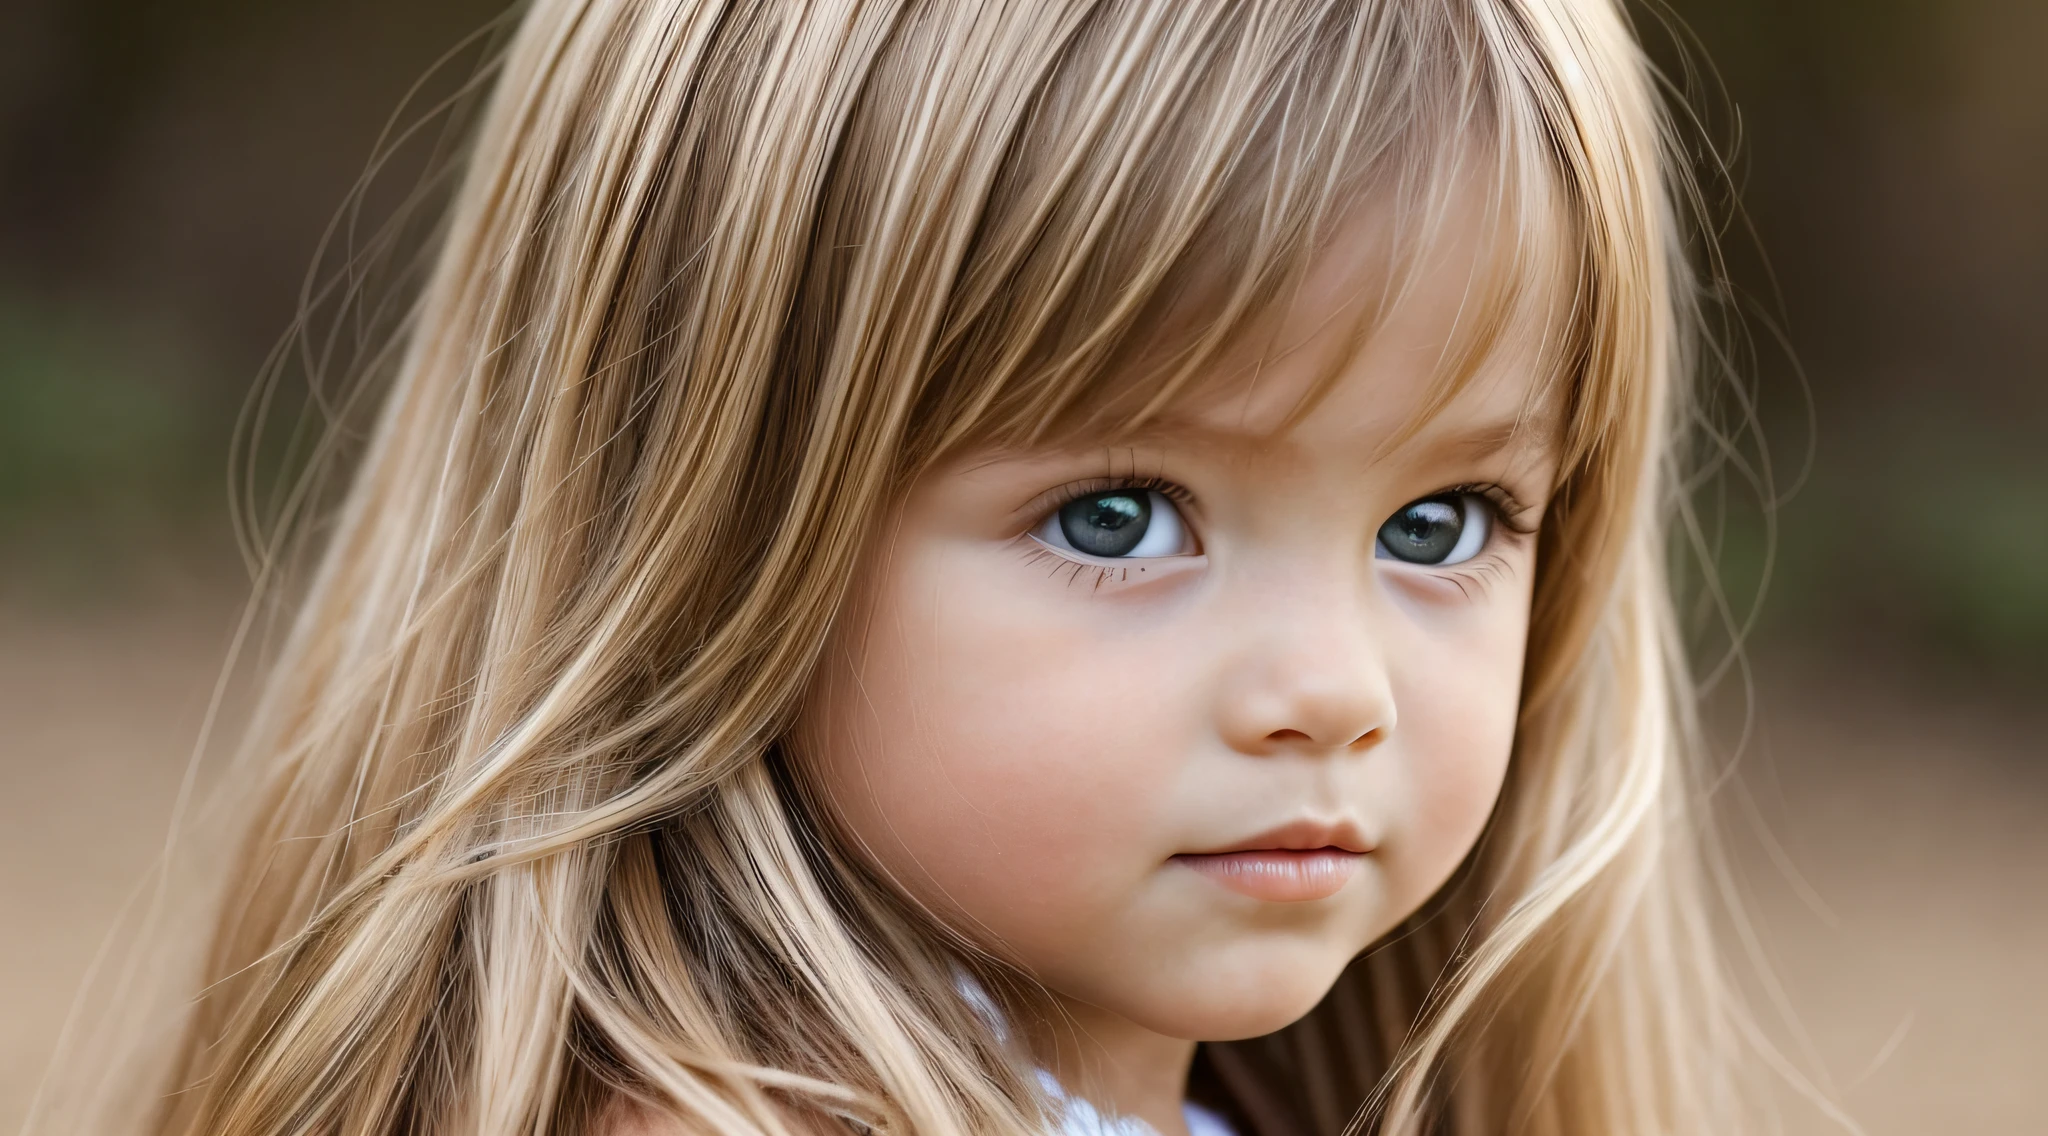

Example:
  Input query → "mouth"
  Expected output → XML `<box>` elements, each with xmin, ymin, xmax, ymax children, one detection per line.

<box><xmin>1171</xmin><ymin>818</ymin><xmax>1374</xmax><ymax>903</ymax></box>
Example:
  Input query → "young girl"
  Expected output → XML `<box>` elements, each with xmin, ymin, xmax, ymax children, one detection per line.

<box><xmin>95</xmin><ymin>0</ymin><xmax>1754</xmax><ymax>1132</ymax></box>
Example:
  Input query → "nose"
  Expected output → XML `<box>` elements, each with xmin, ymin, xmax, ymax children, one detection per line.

<box><xmin>1214</xmin><ymin>584</ymin><xmax>1395</xmax><ymax>756</ymax></box>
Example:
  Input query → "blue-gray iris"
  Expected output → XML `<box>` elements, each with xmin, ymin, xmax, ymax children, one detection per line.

<box><xmin>1379</xmin><ymin>498</ymin><xmax>1463</xmax><ymax>564</ymax></box>
<box><xmin>1059</xmin><ymin>492</ymin><xmax>1151</xmax><ymax>558</ymax></box>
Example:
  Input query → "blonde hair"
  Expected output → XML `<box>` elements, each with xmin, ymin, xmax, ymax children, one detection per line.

<box><xmin>59</xmin><ymin>1</ymin><xmax>1755</xmax><ymax>1132</ymax></box>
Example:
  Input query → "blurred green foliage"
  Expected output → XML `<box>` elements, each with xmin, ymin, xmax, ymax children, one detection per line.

<box><xmin>1684</xmin><ymin>428</ymin><xmax>2048</xmax><ymax>674</ymax></box>
<box><xmin>1798</xmin><ymin>421</ymin><xmax>2048</xmax><ymax>659</ymax></box>
<box><xmin>0</xmin><ymin>295</ymin><xmax>231</xmax><ymax>594</ymax></box>
<box><xmin>0</xmin><ymin>302</ymin><xmax>207</xmax><ymax>520</ymax></box>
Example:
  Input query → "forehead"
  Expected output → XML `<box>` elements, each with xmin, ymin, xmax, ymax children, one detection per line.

<box><xmin>1125</xmin><ymin>188</ymin><xmax>1570</xmax><ymax>471</ymax></box>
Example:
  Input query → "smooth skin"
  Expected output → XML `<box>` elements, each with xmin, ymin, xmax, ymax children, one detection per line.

<box><xmin>798</xmin><ymin>207</ymin><xmax>1566</xmax><ymax>1135</ymax></box>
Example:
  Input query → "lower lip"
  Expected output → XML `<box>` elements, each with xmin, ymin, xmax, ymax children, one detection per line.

<box><xmin>1173</xmin><ymin>849</ymin><xmax>1363</xmax><ymax>903</ymax></box>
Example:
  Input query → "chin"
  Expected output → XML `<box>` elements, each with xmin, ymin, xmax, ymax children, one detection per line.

<box><xmin>1124</xmin><ymin>946</ymin><xmax>1356</xmax><ymax>1042</ymax></box>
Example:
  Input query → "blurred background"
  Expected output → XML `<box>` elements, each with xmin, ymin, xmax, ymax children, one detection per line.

<box><xmin>0</xmin><ymin>0</ymin><xmax>2041</xmax><ymax>1132</ymax></box>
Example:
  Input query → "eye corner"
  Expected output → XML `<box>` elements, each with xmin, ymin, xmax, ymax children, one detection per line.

<box><xmin>1450</xmin><ymin>480</ymin><xmax>1551</xmax><ymax>535</ymax></box>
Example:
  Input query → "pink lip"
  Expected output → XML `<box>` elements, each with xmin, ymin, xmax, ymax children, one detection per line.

<box><xmin>1173</xmin><ymin>818</ymin><xmax>1375</xmax><ymax>903</ymax></box>
<box><xmin>1174</xmin><ymin>849</ymin><xmax>1363</xmax><ymax>902</ymax></box>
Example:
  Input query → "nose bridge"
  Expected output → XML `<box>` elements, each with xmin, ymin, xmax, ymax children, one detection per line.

<box><xmin>1219</xmin><ymin>551</ymin><xmax>1395</xmax><ymax>753</ymax></box>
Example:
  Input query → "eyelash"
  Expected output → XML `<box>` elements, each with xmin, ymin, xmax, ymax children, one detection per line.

<box><xmin>1020</xmin><ymin>546</ymin><xmax>1169</xmax><ymax>592</ymax></box>
<box><xmin>1025</xmin><ymin>475</ymin><xmax>1196</xmax><ymax>520</ymax></box>
<box><xmin>1439</xmin><ymin>481</ymin><xmax>1541</xmax><ymax>536</ymax></box>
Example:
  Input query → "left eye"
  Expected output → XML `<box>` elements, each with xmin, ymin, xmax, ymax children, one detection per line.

<box><xmin>1031</xmin><ymin>489</ymin><xmax>1194</xmax><ymax>559</ymax></box>
<box><xmin>1375</xmin><ymin>494</ymin><xmax>1491</xmax><ymax>566</ymax></box>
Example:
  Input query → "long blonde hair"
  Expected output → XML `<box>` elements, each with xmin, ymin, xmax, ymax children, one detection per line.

<box><xmin>65</xmin><ymin>1</ymin><xmax>1754</xmax><ymax>1132</ymax></box>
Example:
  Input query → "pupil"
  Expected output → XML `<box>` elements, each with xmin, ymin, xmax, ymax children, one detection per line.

<box><xmin>1059</xmin><ymin>491</ymin><xmax>1151</xmax><ymax>557</ymax></box>
<box><xmin>1380</xmin><ymin>498</ymin><xmax>1462</xmax><ymax>564</ymax></box>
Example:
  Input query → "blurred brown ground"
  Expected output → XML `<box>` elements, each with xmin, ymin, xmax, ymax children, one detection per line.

<box><xmin>1</xmin><ymin>0</ymin><xmax>2044</xmax><ymax>1131</ymax></box>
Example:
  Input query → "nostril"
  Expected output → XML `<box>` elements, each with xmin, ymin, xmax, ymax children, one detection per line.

<box><xmin>1346</xmin><ymin>726</ymin><xmax>1385</xmax><ymax>751</ymax></box>
<box><xmin>1261</xmin><ymin>726</ymin><xmax>1384</xmax><ymax>750</ymax></box>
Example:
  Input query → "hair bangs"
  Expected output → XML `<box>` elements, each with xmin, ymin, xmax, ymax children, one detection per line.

<box><xmin>894</xmin><ymin>0</ymin><xmax>1614</xmax><ymax>489</ymax></box>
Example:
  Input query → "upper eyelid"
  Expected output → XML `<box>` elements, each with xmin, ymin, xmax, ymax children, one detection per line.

<box><xmin>1433</xmin><ymin>482</ymin><xmax>1541</xmax><ymax>534</ymax></box>
<box><xmin>1020</xmin><ymin>475</ymin><xmax>1197</xmax><ymax>523</ymax></box>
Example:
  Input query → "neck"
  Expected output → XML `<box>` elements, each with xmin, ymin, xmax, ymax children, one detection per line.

<box><xmin>1026</xmin><ymin>994</ymin><xmax>1200</xmax><ymax>1136</ymax></box>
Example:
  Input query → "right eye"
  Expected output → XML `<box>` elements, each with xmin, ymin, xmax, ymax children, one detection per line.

<box><xmin>1031</xmin><ymin>489</ymin><xmax>1195</xmax><ymax>559</ymax></box>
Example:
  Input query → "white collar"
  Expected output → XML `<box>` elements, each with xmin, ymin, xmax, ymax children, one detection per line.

<box><xmin>1037</xmin><ymin>1070</ymin><xmax>1239</xmax><ymax>1136</ymax></box>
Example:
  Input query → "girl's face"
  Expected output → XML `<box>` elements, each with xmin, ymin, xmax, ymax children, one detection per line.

<box><xmin>801</xmin><ymin>219</ymin><xmax>1561</xmax><ymax>1046</ymax></box>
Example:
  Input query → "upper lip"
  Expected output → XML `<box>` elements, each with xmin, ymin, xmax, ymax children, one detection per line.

<box><xmin>1188</xmin><ymin>817</ymin><xmax>1375</xmax><ymax>856</ymax></box>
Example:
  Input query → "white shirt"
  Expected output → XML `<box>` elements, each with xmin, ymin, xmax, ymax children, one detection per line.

<box><xmin>1039</xmin><ymin>1070</ymin><xmax>1239</xmax><ymax>1136</ymax></box>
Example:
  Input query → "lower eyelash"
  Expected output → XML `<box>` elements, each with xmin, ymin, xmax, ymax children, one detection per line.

<box><xmin>1020</xmin><ymin>544</ymin><xmax>1155</xmax><ymax>591</ymax></box>
<box><xmin>1438</xmin><ymin>554</ymin><xmax>1516</xmax><ymax>600</ymax></box>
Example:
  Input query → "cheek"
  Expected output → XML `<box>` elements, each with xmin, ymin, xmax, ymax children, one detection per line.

<box><xmin>801</xmin><ymin>544</ymin><xmax>1192</xmax><ymax>952</ymax></box>
<box><xmin>1377</xmin><ymin>583</ymin><xmax>1531</xmax><ymax>904</ymax></box>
